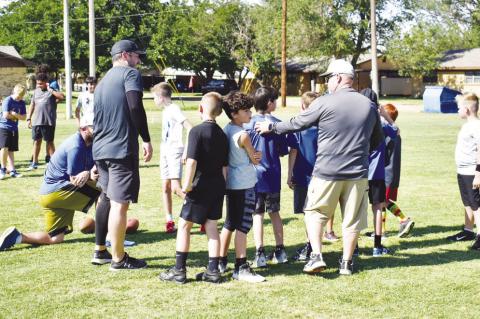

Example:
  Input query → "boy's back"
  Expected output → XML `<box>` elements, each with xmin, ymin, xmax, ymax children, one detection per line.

<box><xmin>288</xmin><ymin>127</ymin><xmax>318</xmax><ymax>187</ymax></box>
<box><xmin>385</xmin><ymin>134</ymin><xmax>401</xmax><ymax>188</ymax></box>
<box><xmin>455</xmin><ymin>120</ymin><xmax>480</xmax><ymax>174</ymax></box>
<box><xmin>162</xmin><ymin>103</ymin><xmax>187</xmax><ymax>151</ymax></box>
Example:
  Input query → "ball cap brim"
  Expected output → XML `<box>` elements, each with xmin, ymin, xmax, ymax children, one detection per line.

<box><xmin>110</xmin><ymin>39</ymin><xmax>146</xmax><ymax>57</ymax></box>
<box><xmin>320</xmin><ymin>59</ymin><xmax>355</xmax><ymax>77</ymax></box>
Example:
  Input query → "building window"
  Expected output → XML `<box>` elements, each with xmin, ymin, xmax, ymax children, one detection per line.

<box><xmin>465</xmin><ymin>71</ymin><xmax>480</xmax><ymax>84</ymax></box>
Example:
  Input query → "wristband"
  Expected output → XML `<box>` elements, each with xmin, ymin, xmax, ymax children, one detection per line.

<box><xmin>476</xmin><ymin>164</ymin><xmax>480</xmax><ymax>172</ymax></box>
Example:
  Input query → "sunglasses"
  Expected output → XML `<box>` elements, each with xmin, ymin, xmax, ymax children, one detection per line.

<box><xmin>325</xmin><ymin>73</ymin><xmax>338</xmax><ymax>83</ymax></box>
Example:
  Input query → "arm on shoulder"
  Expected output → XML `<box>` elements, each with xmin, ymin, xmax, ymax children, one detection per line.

<box><xmin>239</xmin><ymin>132</ymin><xmax>261</xmax><ymax>165</ymax></box>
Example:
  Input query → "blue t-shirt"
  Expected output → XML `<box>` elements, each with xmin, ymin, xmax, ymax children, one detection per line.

<box><xmin>244</xmin><ymin>114</ymin><xmax>289</xmax><ymax>193</ymax></box>
<box><xmin>368</xmin><ymin>121</ymin><xmax>397</xmax><ymax>180</ymax></box>
<box><xmin>287</xmin><ymin>127</ymin><xmax>318</xmax><ymax>187</ymax></box>
<box><xmin>40</xmin><ymin>133</ymin><xmax>94</xmax><ymax>194</ymax></box>
<box><xmin>0</xmin><ymin>96</ymin><xmax>26</xmax><ymax>131</ymax></box>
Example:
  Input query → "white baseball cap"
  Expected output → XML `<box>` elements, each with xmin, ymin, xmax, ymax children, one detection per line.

<box><xmin>321</xmin><ymin>59</ymin><xmax>355</xmax><ymax>77</ymax></box>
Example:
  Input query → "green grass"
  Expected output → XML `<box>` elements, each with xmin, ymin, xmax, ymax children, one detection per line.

<box><xmin>1</xmin><ymin>104</ymin><xmax>479</xmax><ymax>318</ymax></box>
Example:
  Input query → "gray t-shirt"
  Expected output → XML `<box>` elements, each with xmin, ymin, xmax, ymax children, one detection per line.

<box><xmin>273</xmin><ymin>88</ymin><xmax>383</xmax><ymax>180</ymax></box>
<box><xmin>93</xmin><ymin>66</ymin><xmax>143</xmax><ymax>160</ymax></box>
<box><xmin>32</xmin><ymin>88</ymin><xmax>57</xmax><ymax>126</ymax></box>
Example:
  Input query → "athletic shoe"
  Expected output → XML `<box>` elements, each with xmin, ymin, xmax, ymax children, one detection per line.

<box><xmin>26</xmin><ymin>162</ymin><xmax>38</xmax><ymax>171</ymax></box>
<box><xmin>353</xmin><ymin>244</ymin><xmax>360</xmax><ymax>257</ymax></box>
<box><xmin>303</xmin><ymin>253</ymin><xmax>327</xmax><ymax>274</ymax></box>
<box><xmin>200</xmin><ymin>224</ymin><xmax>206</xmax><ymax>233</ymax></box>
<box><xmin>471</xmin><ymin>234</ymin><xmax>480</xmax><ymax>250</ymax></box>
<box><xmin>372</xmin><ymin>245</ymin><xmax>391</xmax><ymax>257</ymax></box>
<box><xmin>165</xmin><ymin>220</ymin><xmax>176</xmax><ymax>233</ymax></box>
<box><xmin>0</xmin><ymin>168</ymin><xmax>6</xmax><ymax>180</ymax></box>
<box><xmin>339</xmin><ymin>259</ymin><xmax>354</xmax><ymax>276</ymax></box>
<box><xmin>109</xmin><ymin>253</ymin><xmax>147</xmax><ymax>271</ymax></box>
<box><xmin>0</xmin><ymin>226</ymin><xmax>20</xmax><ymax>251</ymax></box>
<box><xmin>292</xmin><ymin>243</ymin><xmax>312</xmax><ymax>261</ymax></box>
<box><xmin>91</xmin><ymin>249</ymin><xmax>112</xmax><ymax>265</ymax></box>
<box><xmin>365</xmin><ymin>231</ymin><xmax>387</xmax><ymax>240</ymax></box>
<box><xmin>398</xmin><ymin>218</ymin><xmax>415</xmax><ymax>237</ymax></box>
<box><xmin>45</xmin><ymin>155</ymin><xmax>51</xmax><ymax>163</ymax></box>
<box><xmin>195</xmin><ymin>268</ymin><xmax>222</xmax><ymax>283</ymax></box>
<box><xmin>446</xmin><ymin>229</ymin><xmax>476</xmax><ymax>242</ymax></box>
<box><xmin>218</xmin><ymin>259</ymin><xmax>228</xmax><ymax>274</ymax></box>
<box><xmin>252</xmin><ymin>248</ymin><xmax>267</xmax><ymax>268</ymax></box>
<box><xmin>159</xmin><ymin>267</ymin><xmax>187</xmax><ymax>284</ymax></box>
<box><xmin>9</xmin><ymin>170</ymin><xmax>22</xmax><ymax>178</ymax></box>
<box><xmin>232</xmin><ymin>263</ymin><xmax>266</xmax><ymax>283</ymax></box>
<box><xmin>105</xmin><ymin>240</ymin><xmax>136</xmax><ymax>247</ymax></box>
<box><xmin>269</xmin><ymin>246</ymin><xmax>288</xmax><ymax>264</ymax></box>
<box><xmin>324</xmin><ymin>231</ymin><xmax>339</xmax><ymax>242</ymax></box>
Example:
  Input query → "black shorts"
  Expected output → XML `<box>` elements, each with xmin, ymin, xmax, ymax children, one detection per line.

<box><xmin>96</xmin><ymin>156</ymin><xmax>140</xmax><ymax>203</ymax></box>
<box><xmin>0</xmin><ymin>128</ymin><xmax>19</xmax><ymax>151</ymax></box>
<box><xmin>457</xmin><ymin>174</ymin><xmax>480</xmax><ymax>210</ymax></box>
<box><xmin>368</xmin><ymin>179</ymin><xmax>386</xmax><ymax>205</ymax></box>
<box><xmin>180</xmin><ymin>176</ymin><xmax>225</xmax><ymax>225</ymax></box>
<box><xmin>293</xmin><ymin>185</ymin><xmax>308</xmax><ymax>214</ymax></box>
<box><xmin>32</xmin><ymin>125</ymin><xmax>55</xmax><ymax>142</ymax></box>
<box><xmin>255</xmin><ymin>192</ymin><xmax>281</xmax><ymax>214</ymax></box>
<box><xmin>224</xmin><ymin>188</ymin><xmax>255</xmax><ymax>234</ymax></box>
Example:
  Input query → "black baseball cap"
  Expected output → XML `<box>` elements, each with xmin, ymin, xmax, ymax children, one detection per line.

<box><xmin>110</xmin><ymin>40</ymin><xmax>146</xmax><ymax>57</ymax></box>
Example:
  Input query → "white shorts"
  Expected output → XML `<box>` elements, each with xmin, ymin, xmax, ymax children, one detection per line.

<box><xmin>160</xmin><ymin>149</ymin><xmax>183</xmax><ymax>180</ymax></box>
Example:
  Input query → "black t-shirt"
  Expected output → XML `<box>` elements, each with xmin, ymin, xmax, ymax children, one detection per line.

<box><xmin>187</xmin><ymin>121</ymin><xmax>228</xmax><ymax>180</ymax></box>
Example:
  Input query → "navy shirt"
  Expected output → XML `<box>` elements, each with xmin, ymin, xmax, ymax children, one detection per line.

<box><xmin>40</xmin><ymin>133</ymin><xmax>94</xmax><ymax>194</ymax></box>
<box><xmin>287</xmin><ymin>127</ymin><xmax>318</xmax><ymax>187</ymax></box>
<box><xmin>0</xmin><ymin>96</ymin><xmax>26</xmax><ymax>131</ymax></box>
<box><xmin>368</xmin><ymin>121</ymin><xmax>397</xmax><ymax>180</ymax></box>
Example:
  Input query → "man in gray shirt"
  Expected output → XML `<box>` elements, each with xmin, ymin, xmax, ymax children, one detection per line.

<box><xmin>256</xmin><ymin>59</ymin><xmax>383</xmax><ymax>275</ymax></box>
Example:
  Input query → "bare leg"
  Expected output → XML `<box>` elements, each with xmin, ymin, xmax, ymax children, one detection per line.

<box><xmin>7</xmin><ymin>151</ymin><xmax>15</xmax><ymax>171</ymax></box>
<box><xmin>234</xmin><ymin>231</ymin><xmax>247</xmax><ymax>258</ymax></box>
<box><xmin>21</xmin><ymin>231</ymin><xmax>65</xmax><ymax>245</ymax></box>
<box><xmin>220</xmin><ymin>227</ymin><xmax>233</xmax><ymax>257</ymax></box>
<box><xmin>342</xmin><ymin>230</ymin><xmax>359</xmax><ymax>261</ymax></box>
<box><xmin>473</xmin><ymin>210</ymin><xmax>480</xmax><ymax>234</ymax></box>
<box><xmin>253</xmin><ymin>213</ymin><xmax>264</xmax><ymax>249</ymax></box>
<box><xmin>204</xmin><ymin>219</ymin><xmax>220</xmax><ymax>257</ymax></box>
<box><xmin>305</xmin><ymin>212</ymin><xmax>324</xmax><ymax>255</ymax></box>
<box><xmin>162</xmin><ymin>179</ymin><xmax>173</xmax><ymax>218</ymax></box>
<box><xmin>176</xmin><ymin>218</ymin><xmax>193</xmax><ymax>252</ymax></box>
<box><xmin>46</xmin><ymin>141</ymin><xmax>55</xmax><ymax>157</ymax></box>
<box><xmin>326</xmin><ymin>216</ymin><xmax>334</xmax><ymax>234</ymax></box>
<box><xmin>0</xmin><ymin>148</ymin><xmax>7</xmax><ymax>168</ymax></box>
<box><xmin>465</xmin><ymin>207</ymin><xmax>475</xmax><ymax>230</ymax></box>
<box><xmin>269</xmin><ymin>211</ymin><xmax>284</xmax><ymax>246</ymax></box>
<box><xmin>170</xmin><ymin>179</ymin><xmax>185</xmax><ymax>199</ymax></box>
<box><xmin>373</xmin><ymin>203</ymin><xmax>383</xmax><ymax>236</ymax></box>
<box><xmin>32</xmin><ymin>139</ymin><xmax>42</xmax><ymax>163</ymax></box>
<box><xmin>109</xmin><ymin>200</ymin><xmax>129</xmax><ymax>262</ymax></box>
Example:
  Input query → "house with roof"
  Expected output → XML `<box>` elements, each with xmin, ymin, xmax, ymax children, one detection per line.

<box><xmin>437</xmin><ymin>48</ymin><xmax>480</xmax><ymax>96</ymax></box>
<box><xmin>0</xmin><ymin>46</ymin><xmax>34</xmax><ymax>97</ymax></box>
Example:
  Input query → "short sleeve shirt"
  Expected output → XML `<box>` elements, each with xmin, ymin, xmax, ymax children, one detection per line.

<box><xmin>76</xmin><ymin>91</ymin><xmax>95</xmax><ymax>123</ymax></box>
<box><xmin>287</xmin><ymin>127</ymin><xmax>318</xmax><ymax>187</ymax></box>
<box><xmin>161</xmin><ymin>103</ymin><xmax>187</xmax><ymax>152</ymax></box>
<box><xmin>455</xmin><ymin>120</ymin><xmax>480</xmax><ymax>175</ymax></box>
<box><xmin>93</xmin><ymin>66</ymin><xmax>143</xmax><ymax>160</ymax></box>
<box><xmin>0</xmin><ymin>96</ymin><xmax>26</xmax><ymax>131</ymax></box>
<box><xmin>31</xmin><ymin>88</ymin><xmax>57</xmax><ymax>126</ymax></box>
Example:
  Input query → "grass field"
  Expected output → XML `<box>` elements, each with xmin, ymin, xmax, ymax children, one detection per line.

<box><xmin>1</xmin><ymin>101</ymin><xmax>479</xmax><ymax>318</ymax></box>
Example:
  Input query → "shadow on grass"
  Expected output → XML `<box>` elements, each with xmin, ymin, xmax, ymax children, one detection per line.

<box><xmin>407</xmin><ymin>224</ymin><xmax>462</xmax><ymax>237</ymax></box>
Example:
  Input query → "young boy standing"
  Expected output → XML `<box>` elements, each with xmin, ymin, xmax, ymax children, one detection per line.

<box><xmin>447</xmin><ymin>93</ymin><xmax>480</xmax><ymax>249</ymax></box>
<box><xmin>219</xmin><ymin>91</ymin><xmax>265</xmax><ymax>283</ymax></box>
<box><xmin>159</xmin><ymin>92</ymin><xmax>228</xmax><ymax>284</ymax></box>
<box><xmin>152</xmin><ymin>82</ymin><xmax>192</xmax><ymax>233</ymax></box>
<box><xmin>244</xmin><ymin>86</ymin><xmax>289</xmax><ymax>267</ymax></box>
<box><xmin>75</xmin><ymin>76</ymin><xmax>97</xmax><ymax>126</ymax></box>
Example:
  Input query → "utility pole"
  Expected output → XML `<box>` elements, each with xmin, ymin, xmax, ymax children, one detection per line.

<box><xmin>63</xmin><ymin>0</ymin><xmax>72</xmax><ymax>119</ymax></box>
<box><xmin>370</xmin><ymin>0</ymin><xmax>379</xmax><ymax>95</ymax></box>
<box><xmin>88</xmin><ymin>0</ymin><xmax>95</xmax><ymax>76</ymax></box>
<box><xmin>281</xmin><ymin>0</ymin><xmax>287</xmax><ymax>107</ymax></box>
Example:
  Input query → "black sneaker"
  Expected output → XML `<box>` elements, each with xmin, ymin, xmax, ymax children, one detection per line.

<box><xmin>159</xmin><ymin>267</ymin><xmax>187</xmax><ymax>284</ymax></box>
<box><xmin>195</xmin><ymin>268</ymin><xmax>222</xmax><ymax>283</ymax></box>
<box><xmin>446</xmin><ymin>229</ymin><xmax>476</xmax><ymax>242</ymax></box>
<box><xmin>91</xmin><ymin>249</ymin><xmax>112</xmax><ymax>265</ymax></box>
<box><xmin>471</xmin><ymin>234</ymin><xmax>480</xmax><ymax>250</ymax></box>
<box><xmin>339</xmin><ymin>259</ymin><xmax>354</xmax><ymax>276</ymax></box>
<box><xmin>293</xmin><ymin>243</ymin><xmax>312</xmax><ymax>261</ymax></box>
<box><xmin>109</xmin><ymin>253</ymin><xmax>147</xmax><ymax>271</ymax></box>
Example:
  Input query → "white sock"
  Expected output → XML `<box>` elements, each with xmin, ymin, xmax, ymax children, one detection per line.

<box><xmin>15</xmin><ymin>234</ymin><xmax>22</xmax><ymax>244</ymax></box>
<box><xmin>166</xmin><ymin>214</ymin><xmax>173</xmax><ymax>222</ymax></box>
<box><xmin>464</xmin><ymin>227</ymin><xmax>474</xmax><ymax>232</ymax></box>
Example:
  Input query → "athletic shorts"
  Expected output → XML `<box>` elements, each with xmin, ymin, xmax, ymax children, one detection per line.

<box><xmin>39</xmin><ymin>181</ymin><xmax>101</xmax><ymax>237</ymax></box>
<box><xmin>96</xmin><ymin>156</ymin><xmax>140</xmax><ymax>203</ymax></box>
<box><xmin>303</xmin><ymin>177</ymin><xmax>369</xmax><ymax>233</ymax></box>
<box><xmin>0</xmin><ymin>128</ymin><xmax>19</xmax><ymax>151</ymax></box>
<box><xmin>32</xmin><ymin>125</ymin><xmax>55</xmax><ymax>142</ymax></box>
<box><xmin>368</xmin><ymin>179</ymin><xmax>386</xmax><ymax>205</ymax></box>
<box><xmin>160</xmin><ymin>149</ymin><xmax>183</xmax><ymax>180</ymax></box>
<box><xmin>180</xmin><ymin>176</ymin><xmax>225</xmax><ymax>225</ymax></box>
<box><xmin>224</xmin><ymin>188</ymin><xmax>255</xmax><ymax>234</ymax></box>
<box><xmin>293</xmin><ymin>185</ymin><xmax>308</xmax><ymax>214</ymax></box>
<box><xmin>457</xmin><ymin>174</ymin><xmax>480</xmax><ymax>210</ymax></box>
<box><xmin>255</xmin><ymin>192</ymin><xmax>280</xmax><ymax>214</ymax></box>
<box><xmin>385</xmin><ymin>187</ymin><xmax>398</xmax><ymax>202</ymax></box>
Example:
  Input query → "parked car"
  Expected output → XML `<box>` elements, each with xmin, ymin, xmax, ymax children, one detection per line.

<box><xmin>201</xmin><ymin>79</ymin><xmax>238</xmax><ymax>95</ymax></box>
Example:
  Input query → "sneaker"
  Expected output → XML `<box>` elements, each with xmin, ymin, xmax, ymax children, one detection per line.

<box><xmin>0</xmin><ymin>226</ymin><xmax>20</xmax><ymax>251</ymax></box>
<box><xmin>303</xmin><ymin>253</ymin><xmax>327</xmax><ymax>274</ymax></box>
<box><xmin>109</xmin><ymin>253</ymin><xmax>147</xmax><ymax>271</ymax></box>
<box><xmin>446</xmin><ymin>229</ymin><xmax>476</xmax><ymax>242</ymax></box>
<box><xmin>232</xmin><ymin>263</ymin><xmax>266</xmax><ymax>283</ymax></box>
<box><xmin>195</xmin><ymin>268</ymin><xmax>222</xmax><ymax>284</ymax></box>
<box><xmin>372</xmin><ymin>245</ymin><xmax>391</xmax><ymax>257</ymax></box>
<box><xmin>269</xmin><ymin>246</ymin><xmax>288</xmax><ymax>264</ymax></box>
<box><xmin>199</xmin><ymin>224</ymin><xmax>206</xmax><ymax>233</ymax></box>
<box><xmin>159</xmin><ymin>266</ymin><xmax>187</xmax><ymax>284</ymax></box>
<box><xmin>105</xmin><ymin>240</ymin><xmax>136</xmax><ymax>247</ymax></box>
<box><xmin>324</xmin><ymin>231</ymin><xmax>339</xmax><ymax>242</ymax></box>
<box><xmin>398</xmin><ymin>218</ymin><xmax>415</xmax><ymax>237</ymax></box>
<box><xmin>471</xmin><ymin>235</ymin><xmax>480</xmax><ymax>250</ymax></box>
<box><xmin>9</xmin><ymin>170</ymin><xmax>22</xmax><ymax>178</ymax></box>
<box><xmin>45</xmin><ymin>155</ymin><xmax>51</xmax><ymax>163</ymax></box>
<box><xmin>339</xmin><ymin>259</ymin><xmax>354</xmax><ymax>276</ymax></box>
<box><xmin>165</xmin><ymin>220</ymin><xmax>176</xmax><ymax>233</ymax></box>
<box><xmin>218</xmin><ymin>259</ymin><xmax>228</xmax><ymax>274</ymax></box>
<box><xmin>26</xmin><ymin>162</ymin><xmax>38</xmax><ymax>171</ymax></box>
<box><xmin>292</xmin><ymin>243</ymin><xmax>312</xmax><ymax>261</ymax></box>
<box><xmin>0</xmin><ymin>169</ymin><xmax>6</xmax><ymax>180</ymax></box>
<box><xmin>91</xmin><ymin>249</ymin><xmax>112</xmax><ymax>265</ymax></box>
<box><xmin>252</xmin><ymin>248</ymin><xmax>267</xmax><ymax>268</ymax></box>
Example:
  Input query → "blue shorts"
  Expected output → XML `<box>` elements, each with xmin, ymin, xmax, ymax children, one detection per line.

<box><xmin>293</xmin><ymin>185</ymin><xmax>308</xmax><ymax>214</ymax></box>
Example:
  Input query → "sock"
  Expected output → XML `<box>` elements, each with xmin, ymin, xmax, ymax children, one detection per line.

<box><xmin>220</xmin><ymin>256</ymin><xmax>228</xmax><ymax>265</ymax></box>
<box><xmin>306</xmin><ymin>241</ymin><xmax>312</xmax><ymax>251</ymax></box>
<box><xmin>235</xmin><ymin>257</ymin><xmax>247</xmax><ymax>271</ymax></box>
<box><xmin>95</xmin><ymin>193</ymin><xmax>110</xmax><ymax>246</ymax></box>
<box><xmin>175</xmin><ymin>251</ymin><xmax>188</xmax><ymax>270</ymax></box>
<box><xmin>464</xmin><ymin>227</ymin><xmax>474</xmax><ymax>233</ymax></box>
<box><xmin>387</xmin><ymin>201</ymin><xmax>407</xmax><ymax>222</ymax></box>
<box><xmin>381</xmin><ymin>209</ymin><xmax>387</xmax><ymax>233</ymax></box>
<box><xmin>275</xmin><ymin>244</ymin><xmax>285</xmax><ymax>250</ymax></box>
<box><xmin>208</xmin><ymin>257</ymin><xmax>219</xmax><ymax>272</ymax></box>
<box><xmin>374</xmin><ymin>235</ymin><xmax>382</xmax><ymax>248</ymax></box>
<box><xmin>15</xmin><ymin>234</ymin><xmax>22</xmax><ymax>244</ymax></box>
<box><xmin>166</xmin><ymin>214</ymin><xmax>173</xmax><ymax>222</ymax></box>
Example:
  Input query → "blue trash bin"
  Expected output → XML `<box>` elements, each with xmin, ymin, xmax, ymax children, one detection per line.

<box><xmin>423</xmin><ymin>86</ymin><xmax>462</xmax><ymax>113</ymax></box>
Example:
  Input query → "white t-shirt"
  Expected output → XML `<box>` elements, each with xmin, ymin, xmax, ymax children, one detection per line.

<box><xmin>455</xmin><ymin>119</ymin><xmax>480</xmax><ymax>175</ymax></box>
<box><xmin>161</xmin><ymin>103</ymin><xmax>187</xmax><ymax>152</ymax></box>
<box><xmin>76</xmin><ymin>91</ymin><xmax>95</xmax><ymax>123</ymax></box>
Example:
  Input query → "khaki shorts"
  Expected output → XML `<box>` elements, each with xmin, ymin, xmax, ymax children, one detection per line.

<box><xmin>303</xmin><ymin>177</ymin><xmax>368</xmax><ymax>233</ymax></box>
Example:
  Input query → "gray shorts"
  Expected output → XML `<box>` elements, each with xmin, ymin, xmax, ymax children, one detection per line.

<box><xmin>96</xmin><ymin>156</ymin><xmax>140</xmax><ymax>203</ymax></box>
<box><xmin>255</xmin><ymin>192</ymin><xmax>280</xmax><ymax>214</ymax></box>
<box><xmin>160</xmin><ymin>150</ymin><xmax>183</xmax><ymax>180</ymax></box>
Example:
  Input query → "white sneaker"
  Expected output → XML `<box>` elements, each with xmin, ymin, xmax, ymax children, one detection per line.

<box><xmin>252</xmin><ymin>248</ymin><xmax>267</xmax><ymax>268</ymax></box>
<box><xmin>232</xmin><ymin>263</ymin><xmax>266</xmax><ymax>283</ymax></box>
<box><xmin>303</xmin><ymin>253</ymin><xmax>327</xmax><ymax>274</ymax></box>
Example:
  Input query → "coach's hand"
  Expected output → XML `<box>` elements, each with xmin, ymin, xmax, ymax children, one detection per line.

<box><xmin>143</xmin><ymin>142</ymin><xmax>153</xmax><ymax>162</ymax></box>
<box><xmin>90</xmin><ymin>166</ymin><xmax>99</xmax><ymax>181</ymax></box>
<box><xmin>255</xmin><ymin>121</ymin><xmax>272</xmax><ymax>135</ymax></box>
<box><xmin>71</xmin><ymin>171</ymin><xmax>90</xmax><ymax>187</ymax></box>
